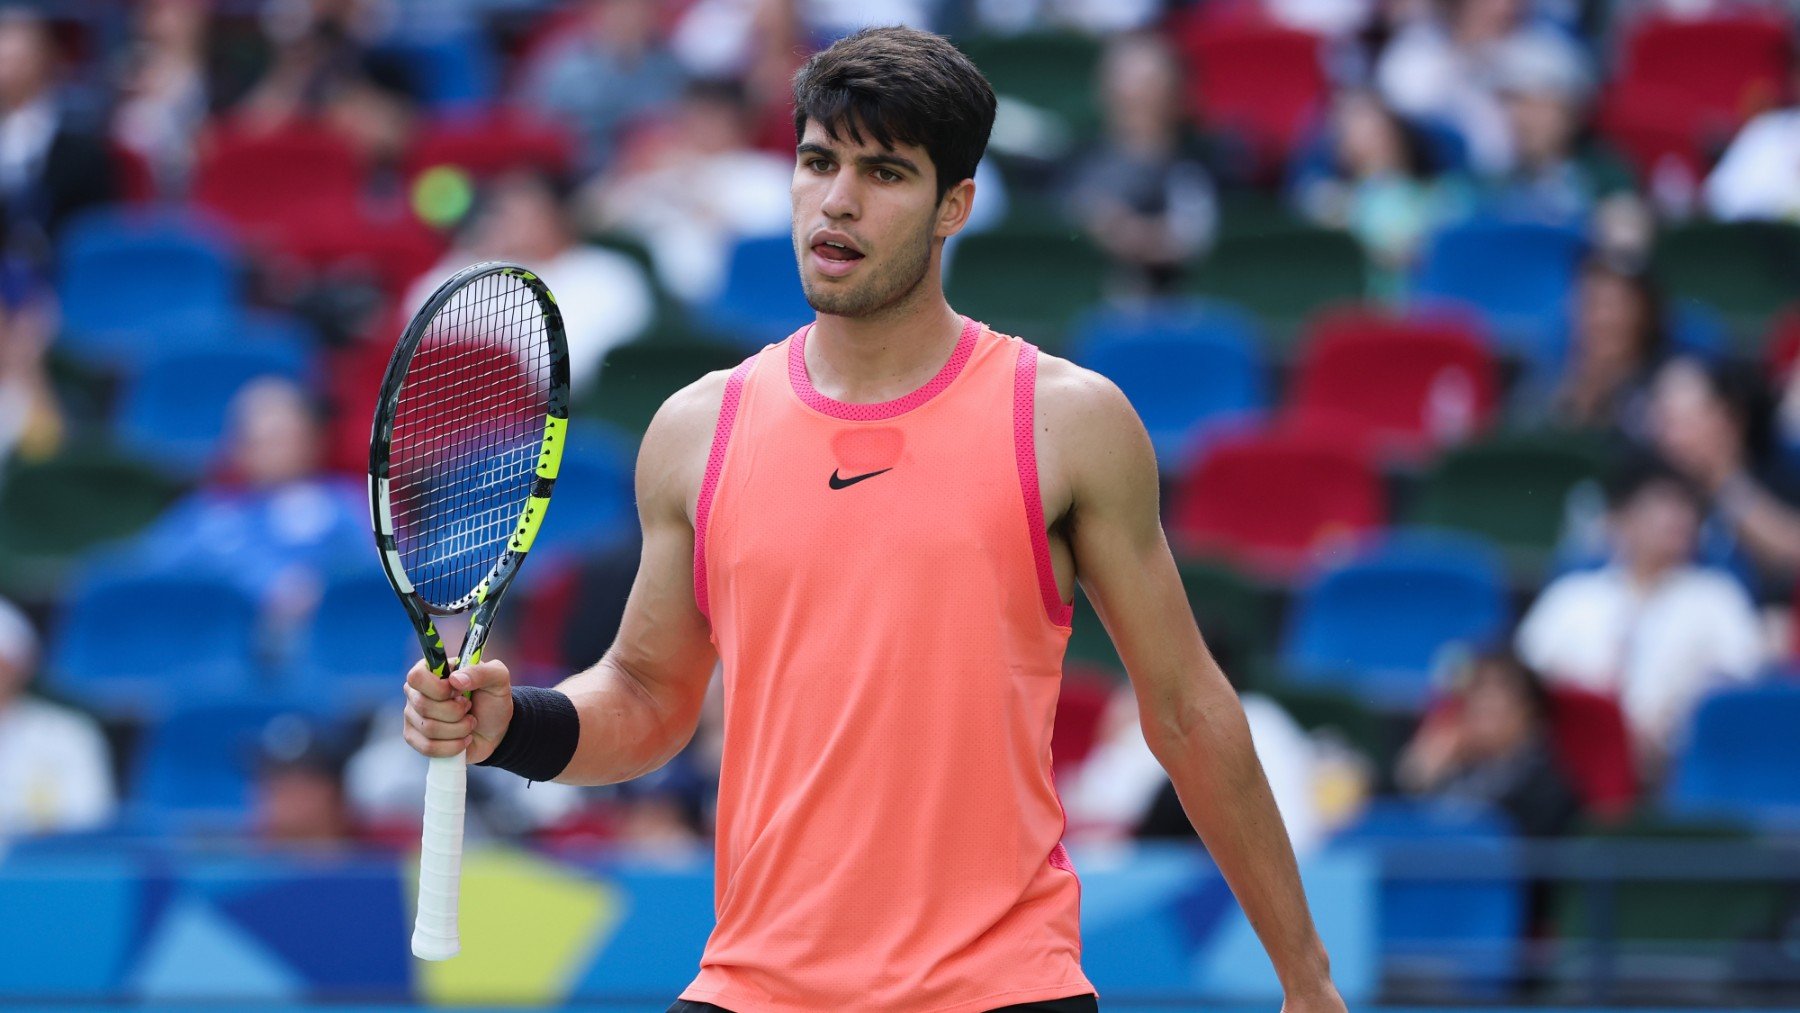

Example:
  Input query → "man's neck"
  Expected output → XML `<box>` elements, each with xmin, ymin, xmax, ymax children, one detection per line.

<box><xmin>805</xmin><ymin>295</ymin><xmax>965</xmax><ymax>405</ymax></box>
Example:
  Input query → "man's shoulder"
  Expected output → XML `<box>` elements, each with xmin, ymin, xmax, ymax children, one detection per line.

<box><xmin>1030</xmin><ymin>350</ymin><xmax>1133</xmax><ymax>423</ymax></box>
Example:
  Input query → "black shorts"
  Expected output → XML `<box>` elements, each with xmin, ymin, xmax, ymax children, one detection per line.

<box><xmin>668</xmin><ymin>994</ymin><xmax>1098</xmax><ymax>1013</ymax></box>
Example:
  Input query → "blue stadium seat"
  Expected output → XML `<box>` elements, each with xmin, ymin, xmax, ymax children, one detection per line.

<box><xmin>526</xmin><ymin>424</ymin><xmax>636</xmax><ymax>557</ymax></box>
<box><xmin>701</xmin><ymin>235</ymin><xmax>810</xmax><ymax>345</ymax></box>
<box><xmin>1414</xmin><ymin>219</ymin><xmax>1586</xmax><ymax>367</ymax></box>
<box><xmin>48</xmin><ymin>568</ymin><xmax>261</xmax><ymax>716</ymax></box>
<box><xmin>292</xmin><ymin>568</ymin><xmax>418</xmax><ymax>712</ymax></box>
<box><xmin>1282</xmin><ymin>530</ymin><xmax>1508</xmax><ymax>708</ymax></box>
<box><xmin>1335</xmin><ymin>797</ymin><xmax>1524</xmax><ymax>994</ymax></box>
<box><xmin>373</xmin><ymin>30</ymin><xmax>497</xmax><ymax>110</ymax></box>
<box><xmin>57</xmin><ymin>207</ymin><xmax>242</xmax><ymax>364</ymax></box>
<box><xmin>115</xmin><ymin>322</ymin><xmax>310</xmax><ymax>471</ymax></box>
<box><xmin>1070</xmin><ymin>301</ymin><xmax>1268</xmax><ymax>466</ymax></box>
<box><xmin>128</xmin><ymin>703</ymin><xmax>316</xmax><ymax>833</ymax></box>
<box><xmin>1667</xmin><ymin>677</ymin><xmax>1800</xmax><ymax>828</ymax></box>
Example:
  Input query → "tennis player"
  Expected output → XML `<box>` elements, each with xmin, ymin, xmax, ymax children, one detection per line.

<box><xmin>403</xmin><ymin>26</ymin><xmax>1346</xmax><ymax>1013</ymax></box>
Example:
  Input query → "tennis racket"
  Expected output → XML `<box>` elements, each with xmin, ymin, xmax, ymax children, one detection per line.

<box><xmin>368</xmin><ymin>260</ymin><xmax>569</xmax><ymax>961</ymax></box>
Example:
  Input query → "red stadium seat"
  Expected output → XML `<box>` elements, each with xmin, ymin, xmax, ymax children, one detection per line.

<box><xmin>1766</xmin><ymin>304</ymin><xmax>1800</xmax><ymax>383</ymax></box>
<box><xmin>109</xmin><ymin>142</ymin><xmax>156</xmax><ymax>204</ymax></box>
<box><xmin>281</xmin><ymin>210</ymin><xmax>448</xmax><ymax>298</ymax></box>
<box><xmin>1600</xmin><ymin>14</ymin><xmax>1793</xmax><ymax>180</ymax></box>
<box><xmin>1174</xmin><ymin>20</ymin><xmax>1329</xmax><ymax>177</ymax></box>
<box><xmin>1289</xmin><ymin>308</ymin><xmax>1499</xmax><ymax>459</ymax></box>
<box><xmin>402</xmin><ymin>111</ymin><xmax>577</xmax><ymax>180</ymax></box>
<box><xmin>1168</xmin><ymin>420</ymin><xmax>1384</xmax><ymax>576</ymax></box>
<box><xmin>1052</xmin><ymin>664</ymin><xmax>1117</xmax><ymax>778</ymax></box>
<box><xmin>193</xmin><ymin>121</ymin><xmax>366</xmax><ymax>252</ymax></box>
<box><xmin>1545</xmin><ymin>685</ymin><xmax>1638</xmax><ymax>821</ymax></box>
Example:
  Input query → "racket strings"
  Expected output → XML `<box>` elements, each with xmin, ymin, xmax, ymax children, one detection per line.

<box><xmin>389</xmin><ymin>271</ymin><xmax>553</xmax><ymax>609</ymax></box>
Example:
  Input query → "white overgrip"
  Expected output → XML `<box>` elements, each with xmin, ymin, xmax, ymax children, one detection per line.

<box><xmin>411</xmin><ymin>751</ymin><xmax>467</xmax><ymax>960</ymax></box>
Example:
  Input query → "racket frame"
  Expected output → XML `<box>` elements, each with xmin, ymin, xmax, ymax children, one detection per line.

<box><xmin>368</xmin><ymin>260</ymin><xmax>570</xmax><ymax>675</ymax></box>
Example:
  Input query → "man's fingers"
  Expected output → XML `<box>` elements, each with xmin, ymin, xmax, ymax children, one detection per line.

<box><xmin>448</xmin><ymin>659</ymin><xmax>510</xmax><ymax>696</ymax></box>
<box><xmin>402</xmin><ymin>721</ymin><xmax>472</xmax><ymax>758</ymax></box>
<box><xmin>406</xmin><ymin>660</ymin><xmax>455</xmax><ymax>700</ymax></box>
<box><xmin>402</xmin><ymin>704</ymin><xmax>476</xmax><ymax>741</ymax></box>
<box><xmin>405</xmin><ymin>685</ymin><xmax>470</xmax><ymax>723</ymax></box>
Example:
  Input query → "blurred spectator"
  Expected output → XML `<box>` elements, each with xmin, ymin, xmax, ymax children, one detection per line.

<box><xmin>251</xmin><ymin>712</ymin><xmax>358</xmax><ymax>847</ymax></box>
<box><xmin>1067</xmin><ymin>32</ymin><xmax>1216</xmax><ymax>298</ymax></box>
<box><xmin>1703</xmin><ymin>63</ymin><xmax>1800</xmax><ymax>222</ymax></box>
<box><xmin>1516</xmin><ymin>257</ymin><xmax>1667</xmax><ymax>434</ymax></box>
<box><xmin>113</xmin><ymin>0</ymin><xmax>212</xmax><ymax>195</ymax></box>
<box><xmin>0</xmin><ymin>7</ymin><xmax>116</xmax><ymax>265</ymax></box>
<box><xmin>1062</xmin><ymin>681</ymin><xmax>1327</xmax><ymax>857</ymax></box>
<box><xmin>0</xmin><ymin>596</ymin><xmax>116</xmax><ymax>837</ymax></box>
<box><xmin>970</xmin><ymin>0</ymin><xmax>1160</xmax><ymax>35</ymax></box>
<box><xmin>0</xmin><ymin>288</ymin><xmax>61</xmax><ymax>464</ymax></box>
<box><xmin>405</xmin><ymin>169</ymin><xmax>653</xmax><ymax>394</ymax></box>
<box><xmin>1375</xmin><ymin>0</ymin><xmax>1573</xmax><ymax>173</ymax></box>
<box><xmin>1649</xmin><ymin>356</ymin><xmax>1800</xmax><ymax>579</ymax></box>
<box><xmin>123</xmin><ymin>377</ymin><xmax>367</xmax><ymax>639</ymax></box>
<box><xmin>1396</xmin><ymin>650</ymin><xmax>1581</xmax><ymax>836</ymax></box>
<box><xmin>1516</xmin><ymin>455</ymin><xmax>1765</xmax><ymax>771</ymax></box>
<box><xmin>1294</xmin><ymin>89</ymin><xmax>1468</xmax><ymax>299</ymax></box>
<box><xmin>236</xmin><ymin>0</ymin><xmax>385</xmax><ymax>125</ymax></box>
<box><xmin>582</xmin><ymin>78</ymin><xmax>790</xmax><ymax>305</ymax></box>
<box><xmin>514</xmin><ymin>0</ymin><xmax>685</xmax><ymax>174</ymax></box>
<box><xmin>1477</xmin><ymin>30</ymin><xmax>1633</xmax><ymax>225</ymax></box>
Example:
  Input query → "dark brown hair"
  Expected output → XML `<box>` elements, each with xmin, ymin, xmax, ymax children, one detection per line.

<box><xmin>792</xmin><ymin>26</ymin><xmax>997</xmax><ymax>202</ymax></box>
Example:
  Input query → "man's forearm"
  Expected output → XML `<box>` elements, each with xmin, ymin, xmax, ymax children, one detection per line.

<box><xmin>1143</xmin><ymin>680</ymin><xmax>1333</xmax><ymax>994</ymax></box>
<box><xmin>551</xmin><ymin>652</ymin><xmax>704</xmax><ymax>786</ymax></box>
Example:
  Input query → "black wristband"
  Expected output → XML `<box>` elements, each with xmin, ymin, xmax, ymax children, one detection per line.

<box><xmin>475</xmin><ymin>686</ymin><xmax>579</xmax><ymax>782</ymax></box>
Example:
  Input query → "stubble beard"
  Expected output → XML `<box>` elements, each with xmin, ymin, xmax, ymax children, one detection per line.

<box><xmin>798</xmin><ymin>218</ymin><xmax>935</xmax><ymax>320</ymax></box>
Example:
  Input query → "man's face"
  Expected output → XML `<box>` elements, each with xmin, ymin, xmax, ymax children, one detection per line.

<box><xmin>1613</xmin><ymin>481</ymin><xmax>1700</xmax><ymax>574</ymax></box>
<box><xmin>790</xmin><ymin>119</ymin><xmax>946</xmax><ymax>320</ymax></box>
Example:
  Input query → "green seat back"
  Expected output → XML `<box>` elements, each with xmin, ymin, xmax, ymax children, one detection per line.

<box><xmin>576</xmin><ymin>340</ymin><xmax>748</xmax><ymax>435</ymax></box>
<box><xmin>1410</xmin><ymin>430</ymin><xmax>1610</xmax><ymax>561</ymax></box>
<box><xmin>946</xmin><ymin>232</ymin><xmax>1109</xmax><ymax>350</ymax></box>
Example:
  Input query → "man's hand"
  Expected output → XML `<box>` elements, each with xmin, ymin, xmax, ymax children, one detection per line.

<box><xmin>401</xmin><ymin>659</ymin><xmax>514</xmax><ymax>764</ymax></box>
<box><xmin>1282</xmin><ymin>980</ymin><xmax>1348</xmax><ymax>1013</ymax></box>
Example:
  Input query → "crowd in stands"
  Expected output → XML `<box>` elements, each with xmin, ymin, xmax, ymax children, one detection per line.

<box><xmin>0</xmin><ymin>2</ymin><xmax>1795</xmax><ymax>959</ymax></box>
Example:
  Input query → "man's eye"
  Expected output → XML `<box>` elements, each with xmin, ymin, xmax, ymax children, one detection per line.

<box><xmin>808</xmin><ymin>158</ymin><xmax>832</xmax><ymax>172</ymax></box>
<box><xmin>875</xmin><ymin>168</ymin><xmax>900</xmax><ymax>182</ymax></box>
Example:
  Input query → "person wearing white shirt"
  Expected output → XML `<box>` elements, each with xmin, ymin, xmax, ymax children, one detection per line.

<box><xmin>1516</xmin><ymin>457</ymin><xmax>1765</xmax><ymax>774</ymax></box>
<box><xmin>1703</xmin><ymin>104</ymin><xmax>1800</xmax><ymax>223</ymax></box>
<box><xmin>0</xmin><ymin>596</ymin><xmax>117</xmax><ymax>837</ymax></box>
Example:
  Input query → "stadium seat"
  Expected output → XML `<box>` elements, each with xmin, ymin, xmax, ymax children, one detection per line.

<box><xmin>1052</xmin><ymin>664</ymin><xmax>1116</xmax><ymax>776</ymax></box>
<box><xmin>129</xmin><ymin>703</ymin><xmax>325</xmax><ymax>833</ymax></box>
<box><xmin>1070</xmin><ymin>301</ymin><xmax>1268</xmax><ymax>466</ymax></box>
<box><xmin>1550</xmin><ymin>813</ymin><xmax>1783</xmax><ymax>983</ymax></box>
<box><xmin>1174</xmin><ymin>20</ymin><xmax>1330</xmax><ymax>177</ymax></box>
<box><xmin>945</xmin><ymin>232</ymin><xmax>1110</xmax><ymax>350</ymax></box>
<box><xmin>1179</xmin><ymin>556</ymin><xmax>1277</xmax><ymax>664</ymax></box>
<box><xmin>402</xmin><ymin>110</ymin><xmax>576</xmax><ymax>180</ymax></box>
<box><xmin>1259</xmin><ymin>682</ymin><xmax>1390</xmax><ymax>766</ymax></box>
<box><xmin>57</xmin><ymin>207</ymin><xmax>242</xmax><ymax>364</ymax></box>
<box><xmin>1335</xmin><ymin>797</ymin><xmax>1525</xmax><ymax>993</ymax></box>
<box><xmin>1545</xmin><ymin>684</ymin><xmax>1638</xmax><ymax>820</ymax></box>
<box><xmin>1168</xmin><ymin>420</ymin><xmax>1384</xmax><ymax>576</ymax></box>
<box><xmin>193</xmin><ymin>121</ymin><xmax>366</xmax><ymax>253</ymax></box>
<box><xmin>0</xmin><ymin>446</ymin><xmax>188</xmax><ymax>603</ymax></box>
<box><xmin>292</xmin><ymin>569</ymin><xmax>418</xmax><ymax>711</ymax></box>
<box><xmin>1407</xmin><ymin>429</ymin><xmax>1609</xmax><ymax>569</ymax></box>
<box><xmin>1183</xmin><ymin>227</ymin><xmax>1368</xmax><ymax>339</ymax></box>
<box><xmin>115</xmin><ymin>326</ymin><xmax>310</xmax><ymax>472</ymax></box>
<box><xmin>957</xmin><ymin>33</ymin><xmax>1103</xmax><ymax>140</ymax></box>
<box><xmin>48</xmin><ymin>569</ymin><xmax>261</xmax><ymax>716</ymax></box>
<box><xmin>700</xmin><ymin>235</ymin><xmax>813</xmax><ymax>346</ymax></box>
<box><xmin>576</xmin><ymin>339</ymin><xmax>748</xmax><ymax>435</ymax></box>
<box><xmin>1289</xmin><ymin>307</ymin><xmax>1499</xmax><ymax>458</ymax></box>
<box><xmin>1600</xmin><ymin>14</ymin><xmax>1791</xmax><ymax>182</ymax></box>
<box><xmin>1413</xmin><ymin>219</ymin><xmax>1587</xmax><ymax>366</ymax></box>
<box><xmin>373</xmin><ymin>30</ymin><xmax>498</xmax><ymax>111</ymax></box>
<box><xmin>1282</xmin><ymin>530</ymin><xmax>1509</xmax><ymax>708</ymax></box>
<box><xmin>522</xmin><ymin>424</ymin><xmax>637</xmax><ymax>558</ymax></box>
<box><xmin>1667</xmin><ymin>679</ymin><xmax>1800</xmax><ymax>828</ymax></box>
<box><xmin>280</xmin><ymin>211</ymin><xmax>449</xmax><ymax>299</ymax></box>
<box><xmin>1650</xmin><ymin>221</ymin><xmax>1800</xmax><ymax>342</ymax></box>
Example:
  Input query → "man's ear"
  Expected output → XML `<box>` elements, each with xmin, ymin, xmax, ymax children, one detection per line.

<box><xmin>934</xmin><ymin>177</ymin><xmax>977</xmax><ymax>240</ymax></box>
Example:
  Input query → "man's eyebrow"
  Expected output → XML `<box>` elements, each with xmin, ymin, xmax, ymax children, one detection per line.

<box><xmin>795</xmin><ymin>142</ymin><xmax>920</xmax><ymax>175</ymax></box>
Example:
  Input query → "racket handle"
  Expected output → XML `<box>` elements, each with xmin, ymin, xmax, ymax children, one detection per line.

<box><xmin>412</xmin><ymin>751</ymin><xmax>467</xmax><ymax>960</ymax></box>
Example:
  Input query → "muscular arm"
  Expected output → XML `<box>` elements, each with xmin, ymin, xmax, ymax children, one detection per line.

<box><xmin>552</xmin><ymin>371</ymin><xmax>726</xmax><ymax>785</ymax></box>
<box><xmin>1038</xmin><ymin>359</ymin><xmax>1341</xmax><ymax>1007</ymax></box>
<box><xmin>404</xmin><ymin>371</ymin><xmax>726</xmax><ymax>782</ymax></box>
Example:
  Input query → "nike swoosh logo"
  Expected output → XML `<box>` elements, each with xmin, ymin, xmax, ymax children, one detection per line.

<box><xmin>828</xmin><ymin>467</ymin><xmax>893</xmax><ymax>490</ymax></box>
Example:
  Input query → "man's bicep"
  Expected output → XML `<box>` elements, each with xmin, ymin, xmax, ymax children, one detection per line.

<box><xmin>1064</xmin><ymin>376</ymin><xmax>1230</xmax><ymax>723</ymax></box>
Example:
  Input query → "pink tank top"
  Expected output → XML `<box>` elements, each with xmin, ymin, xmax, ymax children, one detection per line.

<box><xmin>681</xmin><ymin>317</ymin><xmax>1090</xmax><ymax>1012</ymax></box>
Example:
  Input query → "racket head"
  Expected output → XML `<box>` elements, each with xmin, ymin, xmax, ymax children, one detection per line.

<box><xmin>368</xmin><ymin>261</ymin><xmax>569</xmax><ymax>664</ymax></box>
